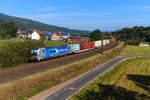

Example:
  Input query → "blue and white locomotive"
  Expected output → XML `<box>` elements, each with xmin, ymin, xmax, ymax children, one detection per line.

<box><xmin>31</xmin><ymin>46</ymin><xmax>68</xmax><ymax>61</ymax></box>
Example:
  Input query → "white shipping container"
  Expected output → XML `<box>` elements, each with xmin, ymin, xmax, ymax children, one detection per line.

<box><xmin>67</xmin><ymin>44</ymin><xmax>80</xmax><ymax>52</ymax></box>
<box><xmin>95</xmin><ymin>40</ymin><xmax>102</xmax><ymax>48</ymax></box>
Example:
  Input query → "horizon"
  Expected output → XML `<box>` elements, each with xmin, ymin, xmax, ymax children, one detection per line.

<box><xmin>0</xmin><ymin>0</ymin><xmax>150</xmax><ymax>31</ymax></box>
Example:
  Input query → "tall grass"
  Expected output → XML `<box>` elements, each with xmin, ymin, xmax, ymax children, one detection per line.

<box><xmin>0</xmin><ymin>40</ymin><xmax>69</xmax><ymax>68</ymax></box>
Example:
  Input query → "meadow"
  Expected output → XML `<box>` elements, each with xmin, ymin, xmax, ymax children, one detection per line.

<box><xmin>71</xmin><ymin>58</ymin><xmax>150</xmax><ymax>100</ymax></box>
<box><xmin>121</xmin><ymin>45</ymin><xmax>150</xmax><ymax>56</ymax></box>
<box><xmin>0</xmin><ymin>40</ymin><xmax>70</xmax><ymax>68</ymax></box>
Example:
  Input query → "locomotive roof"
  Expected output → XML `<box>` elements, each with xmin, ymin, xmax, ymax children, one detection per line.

<box><xmin>32</xmin><ymin>45</ymin><xmax>67</xmax><ymax>49</ymax></box>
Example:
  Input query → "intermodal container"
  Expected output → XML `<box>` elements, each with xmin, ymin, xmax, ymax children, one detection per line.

<box><xmin>102</xmin><ymin>40</ymin><xmax>106</xmax><ymax>46</ymax></box>
<box><xmin>106</xmin><ymin>39</ymin><xmax>110</xmax><ymax>45</ymax></box>
<box><xmin>80</xmin><ymin>41</ymin><xmax>95</xmax><ymax>50</ymax></box>
<box><xmin>109</xmin><ymin>37</ymin><xmax>115</xmax><ymax>43</ymax></box>
<box><xmin>95</xmin><ymin>40</ymin><xmax>102</xmax><ymax>48</ymax></box>
<box><xmin>67</xmin><ymin>44</ymin><xmax>80</xmax><ymax>52</ymax></box>
<box><xmin>68</xmin><ymin>38</ymin><xmax>85</xmax><ymax>42</ymax></box>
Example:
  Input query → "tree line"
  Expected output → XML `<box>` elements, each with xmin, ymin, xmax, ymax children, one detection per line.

<box><xmin>0</xmin><ymin>22</ymin><xmax>17</xmax><ymax>39</ymax></box>
<box><xmin>89</xmin><ymin>26</ymin><xmax>150</xmax><ymax>45</ymax></box>
<box><xmin>111</xmin><ymin>26</ymin><xmax>150</xmax><ymax>45</ymax></box>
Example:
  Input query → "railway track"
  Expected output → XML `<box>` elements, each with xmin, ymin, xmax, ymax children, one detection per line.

<box><xmin>0</xmin><ymin>41</ymin><xmax>120</xmax><ymax>83</ymax></box>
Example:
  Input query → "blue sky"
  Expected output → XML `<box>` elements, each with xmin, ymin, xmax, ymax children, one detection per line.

<box><xmin>0</xmin><ymin>0</ymin><xmax>150</xmax><ymax>31</ymax></box>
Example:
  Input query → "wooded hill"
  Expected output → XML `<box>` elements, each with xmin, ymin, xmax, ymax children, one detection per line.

<box><xmin>0</xmin><ymin>13</ymin><xmax>89</xmax><ymax>33</ymax></box>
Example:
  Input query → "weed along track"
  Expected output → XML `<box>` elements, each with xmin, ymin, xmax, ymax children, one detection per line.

<box><xmin>0</xmin><ymin>41</ymin><xmax>120</xmax><ymax>83</ymax></box>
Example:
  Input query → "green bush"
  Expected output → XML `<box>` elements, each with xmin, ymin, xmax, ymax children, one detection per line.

<box><xmin>125</xmin><ymin>39</ymin><xmax>141</xmax><ymax>45</ymax></box>
<box><xmin>0</xmin><ymin>40</ymin><xmax>45</xmax><ymax>68</ymax></box>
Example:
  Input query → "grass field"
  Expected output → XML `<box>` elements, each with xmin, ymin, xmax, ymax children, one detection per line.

<box><xmin>0</xmin><ymin>43</ymin><xmax>124</xmax><ymax>100</ymax></box>
<box><xmin>71</xmin><ymin>58</ymin><xmax>150</xmax><ymax>100</ymax></box>
<box><xmin>121</xmin><ymin>45</ymin><xmax>150</xmax><ymax>56</ymax></box>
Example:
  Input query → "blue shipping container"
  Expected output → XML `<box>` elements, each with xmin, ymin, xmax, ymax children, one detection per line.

<box><xmin>45</xmin><ymin>46</ymin><xmax>68</xmax><ymax>58</ymax></box>
<box><xmin>67</xmin><ymin>44</ymin><xmax>80</xmax><ymax>52</ymax></box>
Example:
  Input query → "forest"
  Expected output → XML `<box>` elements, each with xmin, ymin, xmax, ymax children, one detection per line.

<box><xmin>89</xmin><ymin>26</ymin><xmax>150</xmax><ymax>45</ymax></box>
<box><xmin>111</xmin><ymin>26</ymin><xmax>150</xmax><ymax>45</ymax></box>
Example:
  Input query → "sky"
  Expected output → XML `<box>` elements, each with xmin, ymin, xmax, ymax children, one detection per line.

<box><xmin>0</xmin><ymin>0</ymin><xmax>150</xmax><ymax>31</ymax></box>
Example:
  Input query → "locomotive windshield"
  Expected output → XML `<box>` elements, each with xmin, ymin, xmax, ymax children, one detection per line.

<box><xmin>32</xmin><ymin>48</ymin><xmax>38</xmax><ymax>50</ymax></box>
<box><xmin>31</xmin><ymin>48</ymin><xmax>39</xmax><ymax>55</ymax></box>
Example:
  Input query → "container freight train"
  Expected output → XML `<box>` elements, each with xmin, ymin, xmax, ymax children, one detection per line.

<box><xmin>30</xmin><ymin>37</ymin><xmax>115</xmax><ymax>62</ymax></box>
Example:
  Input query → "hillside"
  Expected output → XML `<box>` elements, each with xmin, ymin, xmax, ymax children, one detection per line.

<box><xmin>0</xmin><ymin>13</ymin><xmax>89</xmax><ymax>33</ymax></box>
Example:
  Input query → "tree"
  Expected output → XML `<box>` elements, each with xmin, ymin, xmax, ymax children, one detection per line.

<box><xmin>0</xmin><ymin>29</ymin><xmax>8</xmax><ymax>39</ymax></box>
<box><xmin>40</xmin><ymin>34</ymin><xmax>46</xmax><ymax>40</ymax></box>
<box><xmin>111</xmin><ymin>26</ymin><xmax>150</xmax><ymax>45</ymax></box>
<box><xmin>0</xmin><ymin>22</ymin><xmax>17</xmax><ymax>39</ymax></box>
<box><xmin>89</xmin><ymin>29</ymin><xmax>104</xmax><ymax>41</ymax></box>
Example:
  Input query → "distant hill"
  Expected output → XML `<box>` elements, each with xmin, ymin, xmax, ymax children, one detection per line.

<box><xmin>0</xmin><ymin>13</ymin><xmax>89</xmax><ymax>33</ymax></box>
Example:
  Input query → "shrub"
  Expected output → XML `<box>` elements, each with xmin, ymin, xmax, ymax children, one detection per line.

<box><xmin>0</xmin><ymin>40</ymin><xmax>45</xmax><ymax>68</ymax></box>
<box><xmin>125</xmin><ymin>39</ymin><xmax>143</xmax><ymax>45</ymax></box>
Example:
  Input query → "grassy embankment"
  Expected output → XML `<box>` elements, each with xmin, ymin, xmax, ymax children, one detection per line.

<box><xmin>144</xmin><ymin>42</ymin><xmax>150</xmax><ymax>45</ymax></box>
<box><xmin>121</xmin><ymin>45</ymin><xmax>150</xmax><ymax>56</ymax></box>
<box><xmin>0</xmin><ymin>40</ymin><xmax>70</xmax><ymax>68</ymax></box>
<box><xmin>71</xmin><ymin>45</ymin><xmax>150</xmax><ymax>100</ymax></box>
<box><xmin>0</xmin><ymin>43</ymin><xmax>125</xmax><ymax>100</ymax></box>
